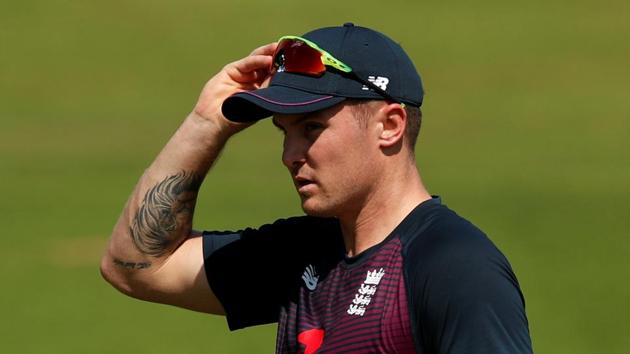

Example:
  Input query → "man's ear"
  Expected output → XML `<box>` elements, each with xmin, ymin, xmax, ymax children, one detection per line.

<box><xmin>377</xmin><ymin>103</ymin><xmax>407</xmax><ymax>148</ymax></box>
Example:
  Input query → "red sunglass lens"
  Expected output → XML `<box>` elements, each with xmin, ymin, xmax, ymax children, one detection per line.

<box><xmin>273</xmin><ymin>39</ymin><xmax>326</xmax><ymax>76</ymax></box>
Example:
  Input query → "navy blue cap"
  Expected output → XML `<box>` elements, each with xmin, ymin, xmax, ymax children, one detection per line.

<box><xmin>222</xmin><ymin>23</ymin><xmax>424</xmax><ymax>122</ymax></box>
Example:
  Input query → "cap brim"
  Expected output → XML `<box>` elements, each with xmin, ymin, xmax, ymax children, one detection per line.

<box><xmin>221</xmin><ymin>86</ymin><xmax>346</xmax><ymax>122</ymax></box>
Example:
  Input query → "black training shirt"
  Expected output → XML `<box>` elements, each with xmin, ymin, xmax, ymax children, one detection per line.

<box><xmin>203</xmin><ymin>197</ymin><xmax>533</xmax><ymax>353</ymax></box>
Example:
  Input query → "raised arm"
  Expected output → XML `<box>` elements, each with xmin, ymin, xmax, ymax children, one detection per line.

<box><xmin>100</xmin><ymin>43</ymin><xmax>276</xmax><ymax>314</ymax></box>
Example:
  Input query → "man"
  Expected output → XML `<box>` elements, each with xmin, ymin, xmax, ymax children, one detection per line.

<box><xmin>101</xmin><ymin>23</ymin><xmax>533</xmax><ymax>353</ymax></box>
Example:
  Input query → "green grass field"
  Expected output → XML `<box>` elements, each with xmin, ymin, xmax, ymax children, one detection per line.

<box><xmin>2</xmin><ymin>0</ymin><xmax>629</xmax><ymax>352</ymax></box>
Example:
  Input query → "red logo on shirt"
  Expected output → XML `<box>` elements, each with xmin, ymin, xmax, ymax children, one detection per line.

<box><xmin>298</xmin><ymin>328</ymin><xmax>325</xmax><ymax>354</ymax></box>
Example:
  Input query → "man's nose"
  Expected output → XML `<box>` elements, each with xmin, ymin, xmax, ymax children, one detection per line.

<box><xmin>282</xmin><ymin>136</ymin><xmax>306</xmax><ymax>170</ymax></box>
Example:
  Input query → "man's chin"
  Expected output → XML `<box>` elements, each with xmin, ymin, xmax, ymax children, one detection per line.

<box><xmin>300</xmin><ymin>200</ymin><xmax>336</xmax><ymax>218</ymax></box>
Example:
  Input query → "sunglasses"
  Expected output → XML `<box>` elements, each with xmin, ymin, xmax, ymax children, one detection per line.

<box><xmin>271</xmin><ymin>36</ymin><xmax>402</xmax><ymax>105</ymax></box>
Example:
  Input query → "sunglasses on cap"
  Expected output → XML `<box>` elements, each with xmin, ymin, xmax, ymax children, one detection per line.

<box><xmin>271</xmin><ymin>36</ymin><xmax>403</xmax><ymax>105</ymax></box>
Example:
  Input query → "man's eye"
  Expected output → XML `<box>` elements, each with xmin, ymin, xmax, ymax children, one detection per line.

<box><xmin>304</xmin><ymin>122</ymin><xmax>323</xmax><ymax>132</ymax></box>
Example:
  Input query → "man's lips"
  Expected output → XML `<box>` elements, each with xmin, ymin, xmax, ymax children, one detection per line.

<box><xmin>294</xmin><ymin>176</ymin><xmax>315</xmax><ymax>190</ymax></box>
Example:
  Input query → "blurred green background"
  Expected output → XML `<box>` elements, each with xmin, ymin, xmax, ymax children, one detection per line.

<box><xmin>1</xmin><ymin>0</ymin><xmax>628</xmax><ymax>353</ymax></box>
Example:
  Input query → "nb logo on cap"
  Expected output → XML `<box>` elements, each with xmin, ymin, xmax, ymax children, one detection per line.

<box><xmin>362</xmin><ymin>76</ymin><xmax>390</xmax><ymax>91</ymax></box>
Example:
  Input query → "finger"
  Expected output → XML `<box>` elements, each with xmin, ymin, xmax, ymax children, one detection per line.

<box><xmin>252</xmin><ymin>68</ymin><xmax>266</xmax><ymax>80</ymax></box>
<box><xmin>233</xmin><ymin>54</ymin><xmax>272</xmax><ymax>74</ymax></box>
<box><xmin>259</xmin><ymin>72</ymin><xmax>273</xmax><ymax>89</ymax></box>
<box><xmin>253</xmin><ymin>68</ymin><xmax>272</xmax><ymax>84</ymax></box>
<box><xmin>249</xmin><ymin>42</ymin><xmax>278</xmax><ymax>56</ymax></box>
<box><xmin>226</xmin><ymin>55</ymin><xmax>273</xmax><ymax>82</ymax></box>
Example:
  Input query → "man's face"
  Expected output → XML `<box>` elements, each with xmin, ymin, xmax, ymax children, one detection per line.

<box><xmin>273</xmin><ymin>102</ymin><xmax>381</xmax><ymax>217</ymax></box>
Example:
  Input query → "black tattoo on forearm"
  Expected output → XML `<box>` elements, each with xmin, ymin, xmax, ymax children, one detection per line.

<box><xmin>130</xmin><ymin>171</ymin><xmax>202</xmax><ymax>257</ymax></box>
<box><xmin>113</xmin><ymin>258</ymin><xmax>152</xmax><ymax>269</ymax></box>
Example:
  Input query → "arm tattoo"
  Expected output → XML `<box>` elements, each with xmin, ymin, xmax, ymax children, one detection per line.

<box><xmin>113</xmin><ymin>258</ymin><xmax>152</xmax><ymax>269</ymax></box>
<box><xmin>130</xmin><ymin>171</ymin><xmax>202</xmax><ymax>257</ymax></box>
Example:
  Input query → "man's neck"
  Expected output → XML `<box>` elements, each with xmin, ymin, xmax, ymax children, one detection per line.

<box><xmin>338</xmin><ymin>166</ymin><xmax>431</xmax><ymax>257</ymax></box>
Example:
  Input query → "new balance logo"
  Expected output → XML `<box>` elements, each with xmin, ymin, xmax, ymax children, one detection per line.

<box><xmin>302</xmin><ymin>264</ymin><xmax>319</xmax><ymax>291</ymax></box>
<box><xmin>361</xmin><ymin>76</ymin><xmax>390</xmax><ymax>91</ymax></box>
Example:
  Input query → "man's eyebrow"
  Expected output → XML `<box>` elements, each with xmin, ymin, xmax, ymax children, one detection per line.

<box><xmin>272</xmin><ymin>114</ymin><xmax>313</xmax><ymax>130</ymax></box>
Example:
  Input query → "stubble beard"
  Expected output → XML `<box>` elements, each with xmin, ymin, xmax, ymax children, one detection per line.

<box><xmin>298</xmin><ymin>186</ymin><xmax>365</xmax><ymax>219</ymax></box>
<box><xmin>299</xmin><ymin>190</ymin><xmax>340</xmax><ymax>218</ymax></box>
<box><xmin>300</xmin><ymin>195</ymin><xmax>332</xmax><ymax>217</ymax></box>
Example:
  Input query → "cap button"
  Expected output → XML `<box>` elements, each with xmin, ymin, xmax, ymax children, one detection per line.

<box><xmin>343</xmin><ymin>22</ymin><xmax>355</xmax><ymax>27</ymax></box>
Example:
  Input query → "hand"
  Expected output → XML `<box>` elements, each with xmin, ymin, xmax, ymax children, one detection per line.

<box><xmin>192</xmin><ymin>42</ymin><xmax>277</xmax><ymax>135</ymax></box>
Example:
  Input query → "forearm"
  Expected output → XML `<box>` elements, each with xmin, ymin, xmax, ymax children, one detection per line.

<box><xmin>102</xmin><ymin>112</ymin><xmax>230</xmax><ymax>292</ymax></box>
<box><xmin>100</xmin><ymin>42</ymin><xmax>275</xmax><ymax>306</ymax></box>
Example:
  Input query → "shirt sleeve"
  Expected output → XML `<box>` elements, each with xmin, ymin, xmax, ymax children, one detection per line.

<box><xmin>405</xmin><ymin>209</ymin><xmax>533</xmax><ymax>354</ymax></box>
<box><xmin>202</xmin><ymin>216</ymin><xmax>339</xmax><ymax>331</ymax></box>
